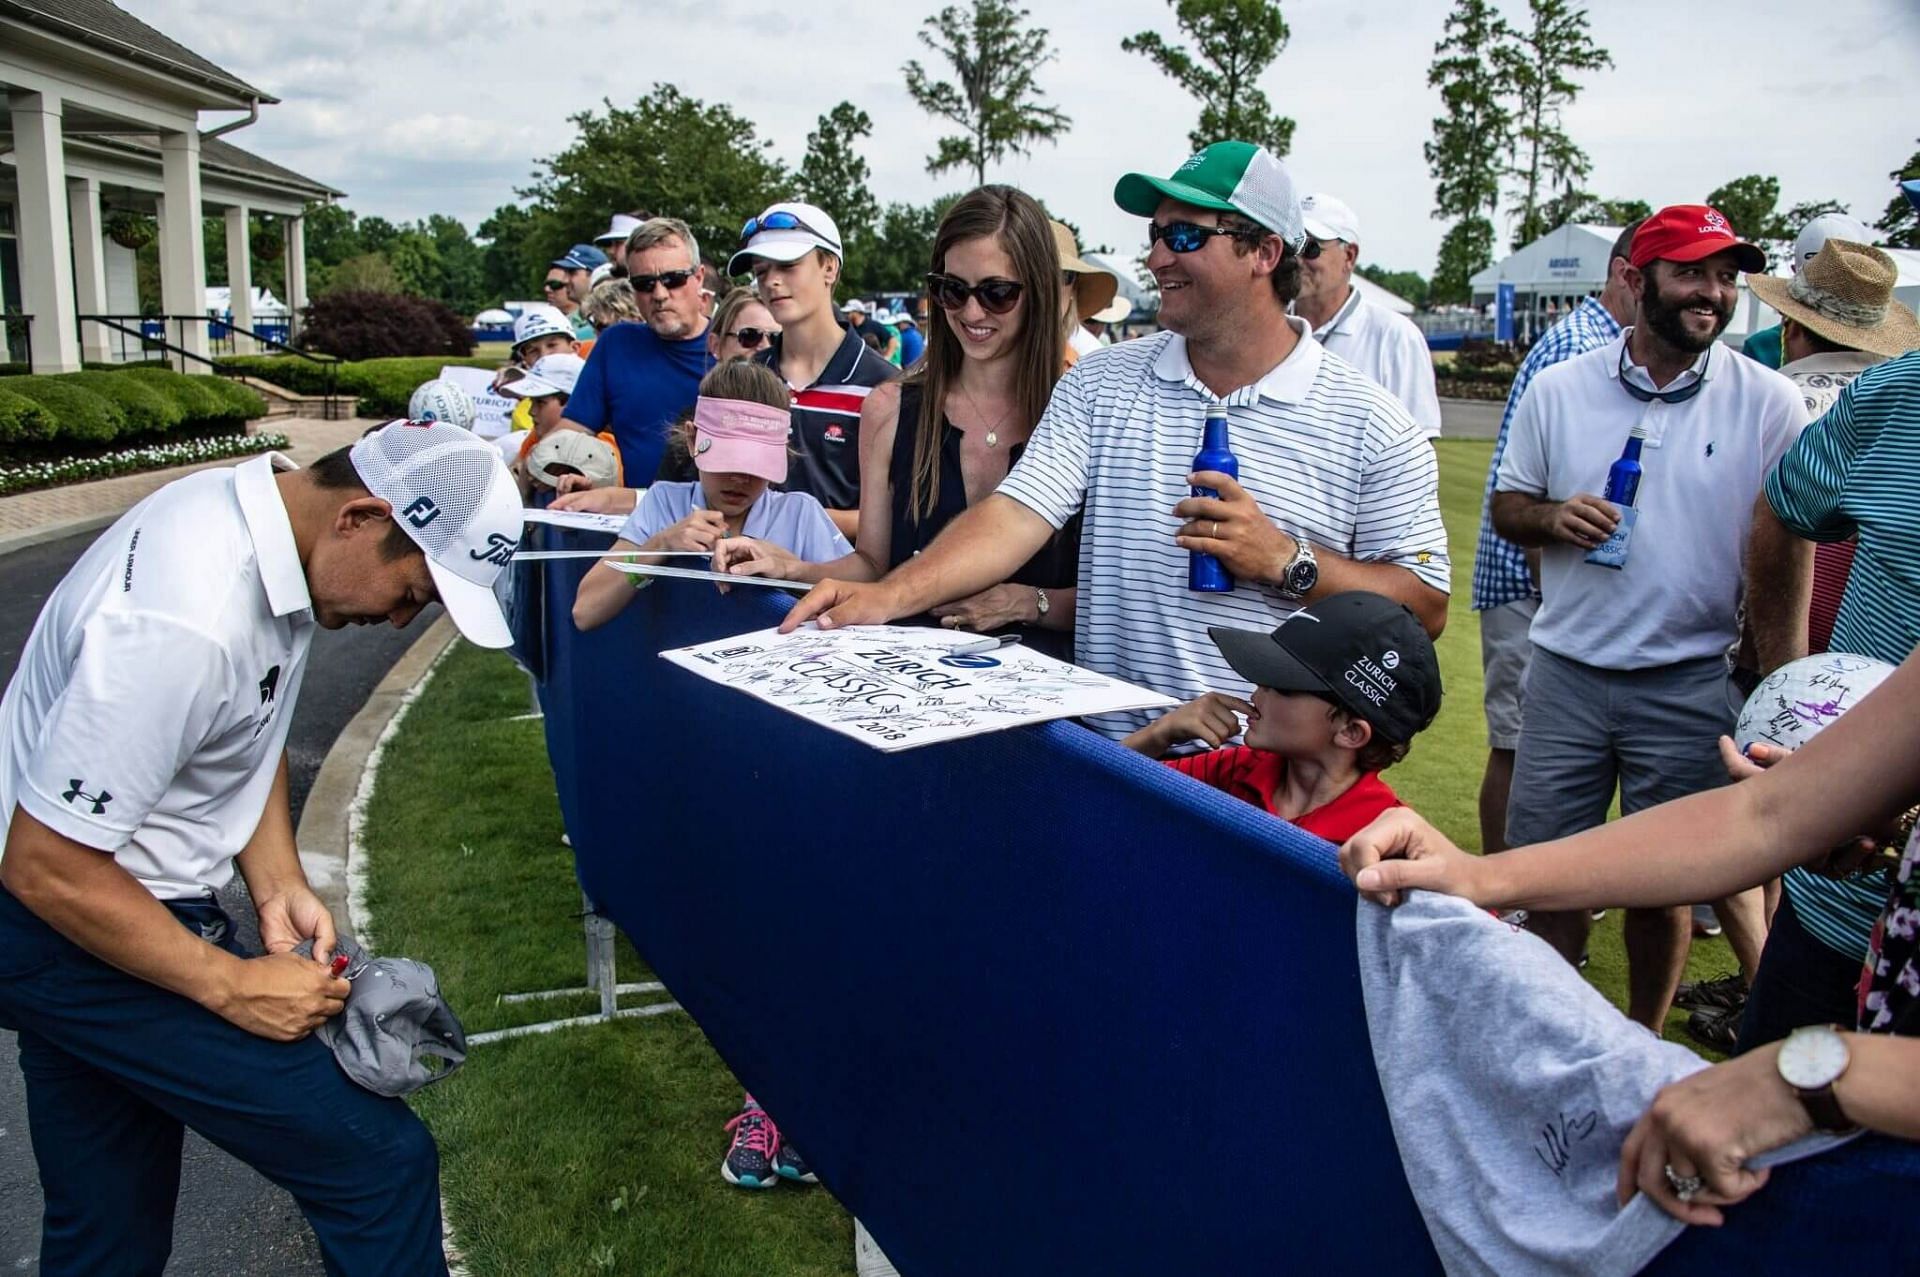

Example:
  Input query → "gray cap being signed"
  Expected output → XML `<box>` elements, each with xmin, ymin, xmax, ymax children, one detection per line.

<box><xmin>305</xmin><ymin>938</ymin><xmax>467</xmax><ymax>1097</ymax></box>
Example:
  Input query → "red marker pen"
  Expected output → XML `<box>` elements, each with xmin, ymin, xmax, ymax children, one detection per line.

<box><xmin>329</xmin><ymin>953</ymin><xmax>350</xmax><ymax>978</ymax></box>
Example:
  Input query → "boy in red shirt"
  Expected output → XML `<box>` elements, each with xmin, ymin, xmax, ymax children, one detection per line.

<box><xmin>1123</xmin><ymin>591</ymin><xmax>1442</xmax><ymax>842</ymax></box>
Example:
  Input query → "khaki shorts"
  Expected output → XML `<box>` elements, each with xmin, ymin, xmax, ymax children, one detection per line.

<box><xmin>1478</xmin><ymin>598</ymin><xmax>1538</xmax><ymax>750</ymax></box>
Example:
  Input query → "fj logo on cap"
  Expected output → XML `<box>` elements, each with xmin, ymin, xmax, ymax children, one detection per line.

<box><xmin>62</xmin><ymin>780</ymin><xmax>112</xmax><ymax>815</ymax></box>
<box><xmin>403</xmin><ymin>497</ymin><xmax>441</xmax><ymax>528</ymax></box>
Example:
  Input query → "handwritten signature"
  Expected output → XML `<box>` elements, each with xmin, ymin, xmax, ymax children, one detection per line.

<box><xmin>1534</xmin><ymin>1110</ymin><xmax>1600</xmax><ymax>1179</ymax></box>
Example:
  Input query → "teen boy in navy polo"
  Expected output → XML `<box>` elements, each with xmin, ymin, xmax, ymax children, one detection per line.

<box><xmin>1123</xmin><ymin>592</ymin><xmax>1441</xmax><ymax>842</ymax></box>
<box><xmin>0</xmin><ymin>423</ymin><xmax>521</xmax><ymax>1275</ymax></box>
<box><xmin>731</xmin><ymin>202</ymin><xmax>898</xmax><ymax>540</ymax></box>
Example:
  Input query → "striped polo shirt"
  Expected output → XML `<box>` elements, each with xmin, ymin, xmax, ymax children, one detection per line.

<box><xmin>757</xmin><ymin>326</ymin><xmax>898</xmax><ymax>512</ymax></box>
<box><xmin>998</xmin><ymin>319</ymin><xmax>1451</xmax><ymax>740</ymax></box>
<box><xmin>1766</xmin><ymin>351</ymin><xmax>1920</xmax><ymax>960</ymax></box>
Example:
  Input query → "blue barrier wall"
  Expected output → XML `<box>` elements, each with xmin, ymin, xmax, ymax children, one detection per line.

<box><xmin>521</xmin><ymin>541</ymin><xmax>1920</xmax><ymax>1274</ymax></box>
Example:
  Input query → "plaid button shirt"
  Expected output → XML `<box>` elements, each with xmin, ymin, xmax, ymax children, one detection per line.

<box><xmin>1470</xmin><ymin>297</ymin><xmax>1623</xmax><ymax>611</ymax></box>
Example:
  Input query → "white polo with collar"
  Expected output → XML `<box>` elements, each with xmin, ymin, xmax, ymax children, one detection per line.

<box><xmin>998</xmin><ymin>318</ymin><xmax>1450</xmax><ymax>739</ymax></box>
<box><xmin>1310</xmin><ymin>287</ymin><xmax>1443</xmax><ymax>439</ymax></box>
<box><xmin>1494</xmin><ymin>332</ymin><xmax>1806</xmax><ymax>670</ymax></box>
<box><xmin>0</xmin><ymin>454</ymin><xmax>316</xmax><ymax>900</ymax></box>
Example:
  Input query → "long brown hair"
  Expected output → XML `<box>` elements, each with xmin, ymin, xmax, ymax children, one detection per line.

<box><xmin>905</xmin><ymin>185</ymin><xmax>1064</xmax><ymax>524</ymax></box>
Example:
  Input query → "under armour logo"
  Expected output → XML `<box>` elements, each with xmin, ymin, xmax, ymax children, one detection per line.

<box><xmin>62</xmin><ymin>780</ymin><xmax>112</xmax><ymax>815</ymax></box>
<box><xmin>403</xmin><ymin>497</ymin><xmax>441</xmax><ymax>529</ymax></box>
<box><xmin>468</xmin><ymin>532</ymin><xmax>517</xmax><ymax>567</ymax></box>
<box><xmin>259</xmin><ymin>665</ymin><xmax>281</xmax><ymax>705</ymax></box>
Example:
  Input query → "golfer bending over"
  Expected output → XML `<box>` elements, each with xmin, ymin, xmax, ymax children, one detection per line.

<box><xmin>0</xmin><ymin>422</ymin><xmax>521</xmax><ymax>1275</ymax></box>
<box><xmin>1339</xmin><ymin>647</ymin><xmax>1920</xmax><ymax>1226</ymax></box>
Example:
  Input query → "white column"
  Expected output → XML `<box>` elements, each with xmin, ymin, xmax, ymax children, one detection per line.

<box><xmin>285</xmin><ymin>214</ymin><xmax>308</xmax><ymax>343</ymax></box>
<box><xmin>9</xmin><ymin>92</ymin><xmax>81</xmax><ymax>373</ymax></box>
<box><xmin>158</xmin><ymin>128</ymin><xmax>208</xmax><ymax>361</ymax></box>
<box><xmin>67</xmin><ymin>175</ymin><xmax>110</xmax><ymax>363</ymax></box>
<box><xmin>224</xmin><ymin>203</ymin><xmax>254</xmax><ymax>353</ymax></box>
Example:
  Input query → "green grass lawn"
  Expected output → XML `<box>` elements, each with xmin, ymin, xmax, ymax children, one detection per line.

<box><xmin>361</xmin><ymin>440</ymin><xmax>1734</xmax><ymax>1272</ymax></box>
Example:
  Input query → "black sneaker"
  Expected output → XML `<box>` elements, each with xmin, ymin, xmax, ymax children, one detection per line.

<box><xmin>1674</xmin><ymin>973</ymin><xmax>1748</xmax><ymax>1014</ymax></box>
<box><xmin>1685</xmin><ymin>1005</ymin><xmax>1742</xmax><ymax>1053</ymax></box>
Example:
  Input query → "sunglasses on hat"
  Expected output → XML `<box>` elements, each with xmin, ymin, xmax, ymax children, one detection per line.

<box><xmin>926</xmin><ymin>272</ymin><xmax>1023</xmax><ymax>315</ymax></box>
<box><xmin>739</xmin><ymin>209</ymin><xmax>834</xmax><ymax>246</ymax></box>
<box><xmin>630</xmin><ymin>269</ymin><xmax>697</xmax><ymax>294</ymax></box>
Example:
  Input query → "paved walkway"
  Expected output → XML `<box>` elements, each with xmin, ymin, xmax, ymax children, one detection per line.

<box><xmin>0</xmin><ymin>417</ymin><xmax>371</xmax><ymax>555</ymax></box>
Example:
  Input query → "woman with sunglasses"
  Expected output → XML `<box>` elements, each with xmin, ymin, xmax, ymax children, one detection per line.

<box><xmin>706</xmin><ymin>287</ymin><xmax>781</xmax><ymax>364</ymax></box>
<box><xmin>715</xmin><ymin>184</ymin><xmax>1081</xmax><ymax>658</ymax></box>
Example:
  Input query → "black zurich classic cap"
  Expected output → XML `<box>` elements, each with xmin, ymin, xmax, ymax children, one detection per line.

<box><xmin>1208</xmin><ymin>591</ymin><xmax>1442</xmax><ymax>745</ymax></box>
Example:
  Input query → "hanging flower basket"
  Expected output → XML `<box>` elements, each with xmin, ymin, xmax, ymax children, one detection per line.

<box><xmin>106</xmin><ymin>211</ymin><xmax>156</xmax><ymax>251</ymax></box>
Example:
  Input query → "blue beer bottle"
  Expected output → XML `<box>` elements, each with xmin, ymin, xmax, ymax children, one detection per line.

<box><xmin>1603</xmin><ymin>425</ymin><xmax>1645</xmax><ymax>507</ymax></box>
<box><xmin>1189</xmin><ymin>404</ymin><xmax>1238</xmax><ymax>592</ymax></box>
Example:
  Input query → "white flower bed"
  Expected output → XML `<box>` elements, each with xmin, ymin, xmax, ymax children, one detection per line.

<box><xmin>0</xmin><ymin>431</ymin><xmax>291</xmax><ymax>497</ymax></box>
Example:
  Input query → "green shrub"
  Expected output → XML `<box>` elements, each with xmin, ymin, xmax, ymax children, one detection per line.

<box><xmin>0</xmin><ymin>387</ymin><xmax>57</xmax><ymax>442</ymax></box>
<box><xmin>188</xmin><ymin>375</ymin><xmax>267</xmax><ymax>422</ymax></box>
<box><xmin>215</xmin><ymin>353</ymin><xmax>340</xmax><ymax>394</ymax></box>
<box><xmin>5</xmin><ymin>377</ymin><xmax>126</xmax><ymax>444</ymax></box>
<box><xmin>0</xmin><ymin>363</ymin><xmax>26</xmax><ymax>378</ymax></box>
<box><xmin>65</xmin><ymin>371</ymin><xmax>184</xmax><ymax>438</ymax></box>
<box><xmin>216</xmin><ymin>353</ymin><xmax>499</xmax><ymax>416</ymax></box>
<box><xmin>122</xmin><ymin>366</ymin><xmax>224</xmax><ymax>419</ymax></box>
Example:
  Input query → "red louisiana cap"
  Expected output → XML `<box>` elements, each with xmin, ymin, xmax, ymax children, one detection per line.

<box><xmin>1630</xmin><ymin>205</ymin><xmax>1766</xmax><ymax>272</ymax></box>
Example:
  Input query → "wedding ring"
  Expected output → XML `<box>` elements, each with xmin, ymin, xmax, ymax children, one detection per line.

<box><xmin>1664</xmin><ymin>1165</ymin><xmax>1704</xmax><ymax>1202</ymax></box>
<box><xmin>1209</xmin><ymin>520</ymin><xmax>1220</xmax><ymax>539</ymax></box>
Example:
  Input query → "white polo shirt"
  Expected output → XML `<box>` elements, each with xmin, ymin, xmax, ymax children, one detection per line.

<box><xmin>1495</xmin><ymin>333</ymin><xmax>1805</xmax><ymax>670</ymax></box>
<box><xmin>0</xmin><ymin>455</ymin><xmax>315</xmax><ymax>900</ymax></box>
<box><xmin>998</xmin><ymin>320</ymin><xmax>1450</xmax><ymax>739</ymax></box>
<box><xmin>1312</xmin><ymin>288</ymin><xmax>1443</xmax><ymax>439</ymax></box>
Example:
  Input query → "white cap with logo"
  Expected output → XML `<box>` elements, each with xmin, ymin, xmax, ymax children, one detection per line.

<box><xmin>1792</xmin><ymin>213</ymin><xmax>1874</xmax><ymax>272</ymax></box>
<box><xmin>512</xmin><ymin>304</ymin><xmax>574</xmax><ymax>351</ymax></box>
<box><xmin>1300</xmin><ymin>193</ymin><xmax>1361</xmax><ymax>245</ymax></box>
<box><xmin>349</xmin><ymin>421</ymin><xmax>523</xmax><ymax>649</ymax></box>
<box><xmin>728</xmin><ymin>201</ymin><xmax>845</xmax><ymax>276</ymax></box>
<box><xmin>502</xmin><ymin>353</ymin><xmax>585</xmax><ymax>400</ymax></box>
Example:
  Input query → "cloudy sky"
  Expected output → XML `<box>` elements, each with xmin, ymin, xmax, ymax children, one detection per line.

<box><xmin>130</xmin><ymin>0</ymin><xmax>1917</xmax><ymax>279</ymax></box>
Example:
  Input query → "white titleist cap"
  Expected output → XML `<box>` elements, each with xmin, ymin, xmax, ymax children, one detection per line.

<box><xmin>512</xmin><ymin>304</ymin><xmax>574</xmax><ymax>351</ymax></box>
<box><xmin>503</xmin><ymin>353</ymin><xmax>584</xmax><ymax>400</ymax></box>
<box><xmin>349</xmin><ymin>421</ymin><xmax>523</xmax><ymax>649</ymax></box>
<box><xmin>1792</xmin><ymin>213</ymin><xmax>1873</xmax><ymax>272</ymax></box>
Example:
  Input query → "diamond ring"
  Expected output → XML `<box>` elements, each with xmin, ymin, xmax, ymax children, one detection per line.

<box><xmin>1664</xmin><ymin>1164</ymin><xmax>1704</xmax><ymax>1202</ymax></box>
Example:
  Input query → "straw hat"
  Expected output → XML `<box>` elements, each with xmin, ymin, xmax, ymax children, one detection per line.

<box><xmin>1050</xmin><ymin>221</ymin><xmax>1119</xmax><ymax>319</ymax></box>
<box><xmin>1748</xmin><ymin>240</ymin><xmax>1920</xmax><ymax>361</ymax></box>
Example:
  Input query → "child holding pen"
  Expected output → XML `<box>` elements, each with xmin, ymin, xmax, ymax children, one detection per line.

<box><xmin>571</xmin><ymin>361</ymin><xmax>848</xmax><ymax>632</ymax></box>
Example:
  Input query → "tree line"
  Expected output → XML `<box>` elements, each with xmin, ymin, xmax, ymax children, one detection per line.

<box><xmin>187</xmin><ymin>0</ymin><xmax>1917</xmax><ymax>318</ymax></box>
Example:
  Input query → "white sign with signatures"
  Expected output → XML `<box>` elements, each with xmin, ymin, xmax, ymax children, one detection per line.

<box><xmin>660</xmin><ymin>625</ymin><xmax>1177</xmax><ymax>752</ymax></box>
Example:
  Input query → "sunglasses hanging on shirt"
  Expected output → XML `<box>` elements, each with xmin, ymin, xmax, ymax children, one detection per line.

<box><xmin>1616</xmin><ymin>344</ymin><xmax>1710</xmax><ymax>405</ymax></box>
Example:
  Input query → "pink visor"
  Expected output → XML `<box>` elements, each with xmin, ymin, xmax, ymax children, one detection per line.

<box><xmin>691</xmin><ymin>396</ymin><xmax>790</xmax><ymax>484</ymax></box>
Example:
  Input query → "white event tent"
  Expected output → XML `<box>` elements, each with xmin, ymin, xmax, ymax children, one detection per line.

<box><xmin>1469</xmin><ymin>223</ymin><xmax>1621</xmax><ymax>341</ymax></box>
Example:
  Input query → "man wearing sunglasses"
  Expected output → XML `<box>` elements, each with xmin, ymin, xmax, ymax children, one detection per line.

<box><xmin>1291</xmin><ymin>194</ymin><xmax>1442</xmax><ymax>440</ymax></box>
<box><xmin>558</xmin><ymin>217</ymin><xmax>715</xmax><ymax>486</ymax></box>
<box><xmin>547</xmin><ymin>244</ymin><xmax>608</xmax><ymax>341</ymax></box>
<box><xmin>782</xmin><ymin>141</ymin><xmax>1449</xmax><ymax>744</ymax></box>
<box><xmin>730</xmin><ymin>201</ymin><xmax>898</xmax><ymax>540</ymax></box>
<box><xmin>1489</xmin><ymin>206</ymin><xmax>1805</xmax><ymax>1031</ymax></box>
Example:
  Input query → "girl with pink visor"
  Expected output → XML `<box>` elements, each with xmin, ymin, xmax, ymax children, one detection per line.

<box><xmin>572</xmin><ymin>361</ymin><xmax>849</xmax><ymax>631</ymax></box>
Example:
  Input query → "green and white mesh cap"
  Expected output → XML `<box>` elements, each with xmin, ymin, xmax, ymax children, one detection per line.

<box><xmin>349</xmin><ymin>420</ymin><xmax>523</xmax><ymax>649</ymax></box>
<box><xmin>1114</xmin><ymin>140</ymin><xmax>1306</xmax><ymax>251</ymax></box>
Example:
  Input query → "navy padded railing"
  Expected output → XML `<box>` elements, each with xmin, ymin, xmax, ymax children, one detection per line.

<box><xmin>518</xmin><ymin>536</ymin><xmax>1920</xmax><ymax>1275</ymax></box>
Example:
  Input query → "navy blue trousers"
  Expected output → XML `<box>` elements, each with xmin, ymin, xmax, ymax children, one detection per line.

<box><xmin>0</xmin><ymin>884</ymin><xmax>446</xmax><ymax>1277</ymax></box>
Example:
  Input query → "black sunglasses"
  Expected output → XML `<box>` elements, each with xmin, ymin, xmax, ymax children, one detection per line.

<box><xmin>739</xmin><ymin>209</ymin><xmax>835</xmax><ymax>247</ymax></box>
<box><xmin>727</xmin><ymin>326</ymin><xmax>779</xmax><ymax>349</ymax></box>
<box><xmin>925</xmin><ymin>272</ymin><xmax>1023</xmax><ymax>315</ymax></box>
<box><xmin>630</xmin><ymin>269</ymin><xmax>696</xmax><ymax>294</ymax></box>
<box><xmin>541</xmin><ymin>278</ymin><xmax>569</xmax><ymax>291</ymax></box>
<box><xmin>1617</xmin><ymin>343</ymin><xmax>1709</xmax><ymax>404</ymax></box>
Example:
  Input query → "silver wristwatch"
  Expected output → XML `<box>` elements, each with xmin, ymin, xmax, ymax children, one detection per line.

<box><xmin>1274</xmin><ymin>538</ymin><xmax>1319</xmax><ymax>600</ymax></box>
<box><xmin>1034</xmin><ymin>588</ymin><xmax>1051</xmax><ymax>619</ymax></box>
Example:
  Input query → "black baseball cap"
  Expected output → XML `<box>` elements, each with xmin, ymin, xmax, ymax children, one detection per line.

<box><xmin>1208</xmin><ymin>591</ymin><xmax>1442</xmax><ymax>745</ymax></box>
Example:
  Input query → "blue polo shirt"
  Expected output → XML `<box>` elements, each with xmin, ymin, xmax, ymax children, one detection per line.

<box><xmin>564</xmin><ymin>321</ymin><xmax>713</xmax><ymax>482</ymax></box>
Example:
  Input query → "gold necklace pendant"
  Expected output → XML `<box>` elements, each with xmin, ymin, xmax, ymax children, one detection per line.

<box><xmin>985</xmin><ymin>430</ymin><xmax>998</xmax><ymax>447</ymax></box>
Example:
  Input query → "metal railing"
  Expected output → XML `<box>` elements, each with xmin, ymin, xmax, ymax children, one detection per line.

<box><xmin>75</xmin><ymin>314</ymin><xmax>341</xmax><ymax>419</ymax></box>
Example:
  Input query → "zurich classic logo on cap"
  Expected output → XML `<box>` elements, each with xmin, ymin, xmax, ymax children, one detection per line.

<box><xmin>1382</xmin><ymin>650</ymin><xmax>1401</xmax><ymax>670</ymax></box>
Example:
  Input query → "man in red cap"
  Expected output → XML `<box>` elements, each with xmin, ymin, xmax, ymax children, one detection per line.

<box><xmin>1487</xmin><ymin>206</ymin><xmax>1806</xmax><ymax>1032</ymax></box>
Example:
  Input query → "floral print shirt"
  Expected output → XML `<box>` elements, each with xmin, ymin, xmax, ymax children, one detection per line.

<box><xmin>1859</xmin><ymin>825</ymin><xmax>1920</xmax><ymax>1034</ymax></box>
